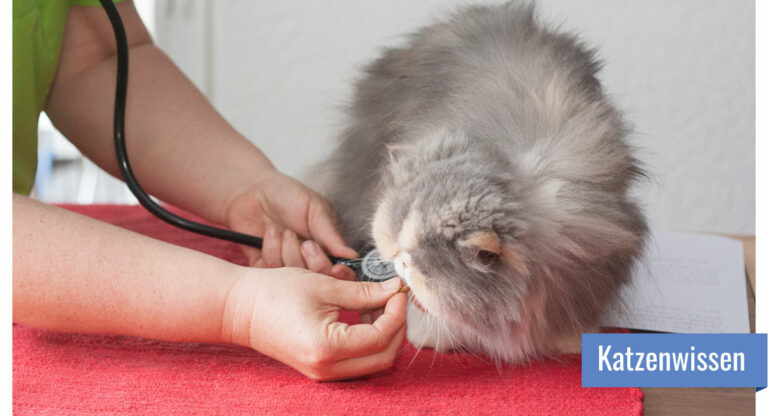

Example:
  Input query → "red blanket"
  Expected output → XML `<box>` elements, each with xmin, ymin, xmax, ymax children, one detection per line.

<box><xmin>13</xmin><ymin>204</ymin><xmax>644</xmax><ymax>415</ymax></box>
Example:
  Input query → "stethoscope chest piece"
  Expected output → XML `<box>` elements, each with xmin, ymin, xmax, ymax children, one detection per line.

<box><xmin>336</xmin><ymin>249</ymin><xmax>397</xmax><ymax>282</ymax></box>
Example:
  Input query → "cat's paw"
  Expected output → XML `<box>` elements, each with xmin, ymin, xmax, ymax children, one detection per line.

<box><xmin>406</xmin><ymin>304</ymin><xmax>455</xmax><ymax>352</ymax></box>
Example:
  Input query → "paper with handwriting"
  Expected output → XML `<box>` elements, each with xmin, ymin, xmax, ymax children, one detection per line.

<box><xmin>602</xmin><ymin>231</ymin><xmax>749</xmax><ymax>333</ymax></box>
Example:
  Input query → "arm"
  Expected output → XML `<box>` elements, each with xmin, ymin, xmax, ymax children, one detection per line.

<box><xmin>13</xmin><ymin>194</ymin><xmax>406</xmax><ymax>380</ymax></box>
<box><xmin>45</xmin><ymin>1</ymin><xmax>268</xmax><ymax>226</ymax></box>
<box><xmin>13</xmin><ymin>194</ymin><xmax>237</xmax><ymax>342</ymax></box>
<box><xmin>45</xmin><ymin>2</ymin><xmax>355</xmax><ymax>261</ymax></box>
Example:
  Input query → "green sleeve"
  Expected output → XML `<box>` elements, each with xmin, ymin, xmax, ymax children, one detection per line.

<box><xmin>12</xmin><ymin>0</ymin><xmax>124</xmax><ymax>194</ymax></box>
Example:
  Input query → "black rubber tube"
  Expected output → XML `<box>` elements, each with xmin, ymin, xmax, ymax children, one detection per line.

<box><xmin>98</xmin><ymin>0</ymin><xmax>274</xmax><ymax>249</ymax></box>
<box><xmin>96</xmin><ymin>0</ymin><xmax>373</xmax><ymax>275</ymax></box>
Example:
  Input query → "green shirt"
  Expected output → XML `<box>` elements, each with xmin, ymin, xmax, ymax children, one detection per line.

<box><xmin>12</xmin><ymin>0</ymin><xmax>121</xmax><ymax>195</ymax></box>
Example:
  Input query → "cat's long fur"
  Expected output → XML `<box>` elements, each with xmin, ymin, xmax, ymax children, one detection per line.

<box><xmin>315</xmin><ymin>1</ymin><xmax>647</xmax><ymax>363</ymax></box>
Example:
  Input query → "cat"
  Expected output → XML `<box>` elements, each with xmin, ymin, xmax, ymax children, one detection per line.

<box><xmin>314</xmin><ymin>1</ymin><xmax>647</xmax><ymax>363</ymax></box>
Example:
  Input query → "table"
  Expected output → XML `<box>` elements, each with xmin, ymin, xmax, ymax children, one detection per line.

<box><xmin>642</xmin><ymin>235</ymin><xmax>756</xmax><ymax>416</ymax></box>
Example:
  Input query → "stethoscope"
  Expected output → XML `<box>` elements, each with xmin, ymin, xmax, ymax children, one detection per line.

<box><xmin>97</xmin><ymin>0</ymin><xmax>395</xmax><ymax>282</ymax></box>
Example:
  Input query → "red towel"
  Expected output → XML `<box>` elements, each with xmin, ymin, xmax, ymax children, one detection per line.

<box><xmin>13</xmin><ymin>204</ymin><xmax>644</xmax><ymax>415</ymax></box>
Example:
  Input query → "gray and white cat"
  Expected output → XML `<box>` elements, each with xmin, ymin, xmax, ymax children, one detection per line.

<box><xmin>315</xmin><ymin>2</ymin><xmax>647</xmax><ymax>363</ymax></box>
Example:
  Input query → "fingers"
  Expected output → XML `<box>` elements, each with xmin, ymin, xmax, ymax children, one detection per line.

<box><xmin>307</xmin><ymin>200</ymin><xmax>359</xmax><ymax>260</ymax></box>
<box><xmin>320</xmin><ymin>325</ymin><xmax>406</xmax><ymax>381</ymax></box>
<box><xmin>302</xmin><ymin>294</ymin><xmax>407</xmax><ymax>380</ymax></box>
<box><xmin>301</xmin><ymin>241</ymin><xmax>356</xmax><ymax>280</ymax></box>
<box><xmin>243</xmin><ymin>245</ymin><xmax>262</xmax><ymax>267</ymax></box>
<box><xmin>301</xmin><ymin>240</ymin><xmax>333</xmax><ymax>275</ymax></box>
<box><xmin>262</xmin><ymin>227</ymin><xmax>319</xmax><ymax>270</ymax></box>
<box><xmin>260</xmin><ymin>227</ymin><xmax>356</xmax><ymax>281</ymax></box>
<box><xmin>281</xmin><ymin>230</ymin><xmax>306</xmax><ymax>268</ymax></box>
<box><xmin>260</xmin><ymin>226</ymin><xmax>283</xmax><ymax>268</ymax></box>
<box><xmin>371</xmin><ymin>293</ymin><xmax>407</xmax><ymax>337</ymax></box>
<box><xmin>329</xmin><ymin>264</ymin><xmax>357</xmax><ymax>281</ymax></box>
<box><xmin>322</xmin><ymin>293</ymin><xmax>407</xmax><ymax>361</ymax></box>
<box><xmin>325</xmin><ymin>278</ymin><xmax>402</xmax><ymax>310</ymax></box>
<box><xmin>293</xmin><ymin>239</ymin><xmax>358</xmax><ymax>281</ymax></box>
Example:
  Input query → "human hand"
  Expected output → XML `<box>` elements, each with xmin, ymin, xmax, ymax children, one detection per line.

<box><xmin>254</xmin><ymin>226</ymin><xmax>388</xmax><ymax>323</ymax></box>
<box><xmin>255</xmin><ymin>225</ymin><xmax>357</xmax><ymax>281</ymax></box>
<box><xmin>220</xmin><ymin>268</ymin><xmax>407</xmax><ymax>381</ymax></box>
<box><xmin>224</xmin><ymin>170</ymin><xmax>358</xmax><ymax>266</ymax></box>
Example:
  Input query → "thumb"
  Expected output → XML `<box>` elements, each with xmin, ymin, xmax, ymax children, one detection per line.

<box><xmin>307</xmin><ymin>200</ymin><xmax>358</xmax><ymax>259</ymax></box>
<box><xmin>325</xmin><ymin>278</ymin><xmax>402</xmax><ymax>310</ymax></box>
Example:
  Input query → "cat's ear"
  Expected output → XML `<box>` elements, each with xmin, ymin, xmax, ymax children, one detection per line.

<box><xmin>459</xmin><ymin>231</ymin><xmax>502</xmax><ymax>268</ymax></box>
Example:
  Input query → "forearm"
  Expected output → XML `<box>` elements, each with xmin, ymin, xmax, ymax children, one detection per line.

<box><xmin>45</xmin><ymin>3</ymin><xmax>275</xmax><ymax>224</ymax></box>
<box><xmin>13</xmin><ymin>194</ymin><xmax>241</xmax><ymax>343</ymax></box>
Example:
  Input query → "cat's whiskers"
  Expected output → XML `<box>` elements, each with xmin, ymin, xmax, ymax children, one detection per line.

<box><xmin>493</xmin><ymin>356</ymin><xmax>504</xmax><ymax>375</ymax></box>
<box><xmin>403</xmin><ymin>306</ymin><xmax>435</xmax><ymax>374</ymax></box>
<box><xmin>403</xmin><ymin>345</ymin><xmax>423</xmax><ymax>375</ymax></box>
<box><xmin>438</xmin><ymin>320</ymin><xmax>468</xmax><ymax>368</ymax></box>
<box><xmin>429</xmin><ymin>313</ymin><xmax>440</xmax><ymax>371</ymax></box>
<box><xmin>440</xmin><ymin>318</ymin><xmax>491</xmax><ymax>366</ymax></box>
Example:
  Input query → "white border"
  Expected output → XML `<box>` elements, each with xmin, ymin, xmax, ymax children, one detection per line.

<box><xmin>2</xmin><ymin>0</ymin><xmax>13</xmax><ymax>412</ymax></box>
<box><xmin>1</xmin><ymin>1</ymin><xmax>762</xmax><ymax>413</ymax></box>
<box><xmin>757</xmin><ymin>0</ymin><xmax>765</xmax><ymax>412</ymax></box>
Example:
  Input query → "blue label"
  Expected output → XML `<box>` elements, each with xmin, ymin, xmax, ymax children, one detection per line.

<box><xmin>581</xmin><ymin>334</ymin><xmax>767</xmax><ymax>388</ymax></box>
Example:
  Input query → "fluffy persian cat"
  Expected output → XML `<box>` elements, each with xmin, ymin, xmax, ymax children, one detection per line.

<box><xmin>315</xmin><ymin>1</ymin><xmax>647</xmax><ymax>363</ymax></box>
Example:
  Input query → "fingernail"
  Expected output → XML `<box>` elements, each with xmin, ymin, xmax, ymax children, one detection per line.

<box><xmin>302</xmin><ymin>240</ymin><xmax>317</xmax><ymax>255</ymax></box>
<box><xmin>267</xmin><ymin>226</ymin><xmax>278</xmax><ymax>238</ymax></box>
<box><xmin>382</xmin><ymin>278</ymin><xmax>400</xmax><ymax>291</ymax></box>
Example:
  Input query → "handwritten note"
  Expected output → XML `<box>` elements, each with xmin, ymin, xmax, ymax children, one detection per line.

<box><xmin>602</xmin><ymin>231</ymin><xmax>749</xmax><ymax>333</ymax></box>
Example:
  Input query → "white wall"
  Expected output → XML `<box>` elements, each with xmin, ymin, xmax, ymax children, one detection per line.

<box><xmin>156</xmin><ymin>0</ymin><xmax>755</xmax><ymax>234</ymax></box>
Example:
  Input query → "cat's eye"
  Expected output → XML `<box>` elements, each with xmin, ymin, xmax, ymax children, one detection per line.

<box><xmin>475</xmin><ymin>249</ymin><xmax>500</xmax><ymax>267</ymax></box>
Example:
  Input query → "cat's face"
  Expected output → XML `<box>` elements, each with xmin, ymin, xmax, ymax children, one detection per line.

<box><xmin>371</xmin><ymin>130</ymin><xmax>532</xmax><ymax>331</ymax></box>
